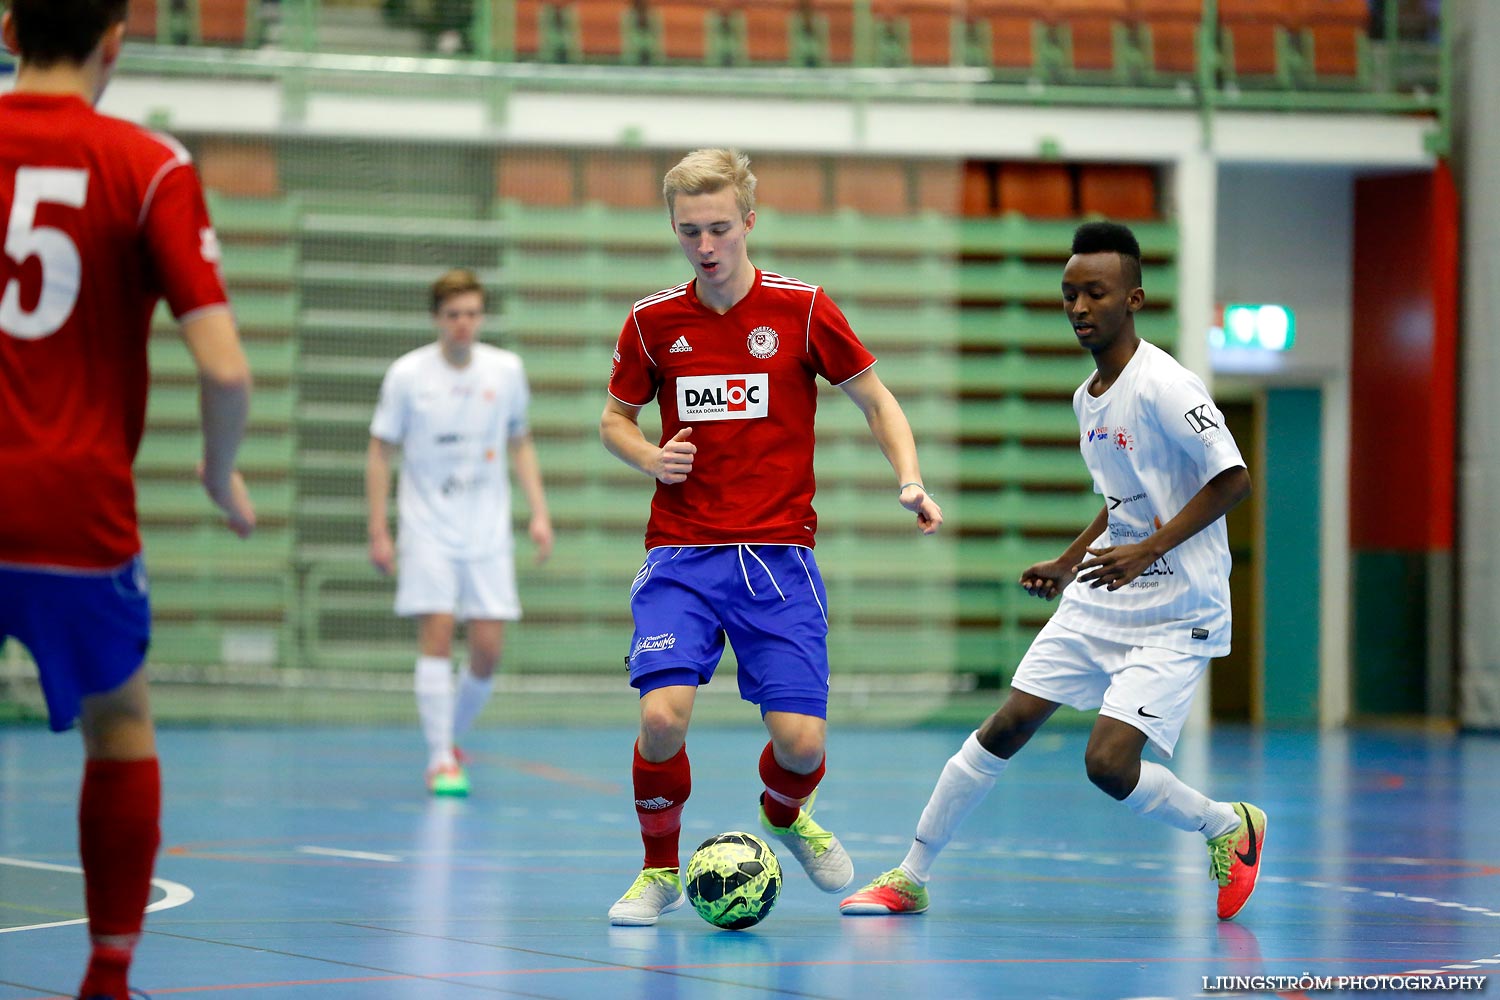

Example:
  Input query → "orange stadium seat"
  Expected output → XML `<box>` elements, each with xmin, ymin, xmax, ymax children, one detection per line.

<box><xmin>997</xmin><ymin>162</ymin><xmax>1075</xmax><ymax>218</ymax></box>
<box><xmin>649</xmin><ymin>0</ymin><xmax>720</xmax><ymax>61</ymax></box>
<box><xmin>197</xmin><ymin>139</ymin><xmax>279</xmax><ymax>197</ymax></box>
<box><xmin>1131</xmin><ymin>0</ymin><xmax>1201</xmax><ymax>75</ymax></box>
<box><xmin>834</xmin><ymin>159</ymin><xmax>910</xmax><ymax>215</ymax></box>
<box><xmin>753</xmin><ymin>156</ymin><xmax>830</xmax><ymax>213</ymax></box>
<box><xmin>496</xmin><ymin>149</ymin><xmax>578</xmax><ymax>206</ymax></box>
<box><xmin>875</xmin><ymin>0</ymin><xmax>961</xmax><ymax>66</ymax></box>
<box><xmin>962</xmin><ymin>161</ymin><xmax>996</xmax><ymax>217</ymax></box>
<box><xmin>573</xmin><ymin>0</ymin><xmax>637</xmax><ymax>58</ymax></box>
<box><xmin>197</xmin><ymin>0</ymin><xmax>250</xmax><ymax>46</ymax></box>
<box><xmin>969</xmin><ymin>0</ymin><xmax>1048</xmax><ymax>72</ymax></box>
<box><xmin>511</xmin><ymin>0</ymin><xmax>545</xmax><ymax>57</ymax></box>
<box><xmin>1294</xmin><ymin>0</ymin><xmax>1367</xmax><ymax>77</ymax></box>
<box><xmin>1218</xmin><ymin>0</ymin><xmax>1294</xmax><ymax>77</ymax></box>
<box><xmin>1053</xmin><ymin>0</ymin><xmax>1129</xmax><ymax>72</ymax></box>
<box><xmin>915</xmin><ymin>160</ymin><xmax>963</xmax><ymax>215</ymax></box>
<box><xmin>724</xmin><ymin>0</ymin><xmax>804</xmax><ymax>64</ymax></box>
<box><xmin>126</xmin><ymin>0</ymin><xmax>159</xmax><ymax>42</ymax></box>
<box><xmin>1077</xmin><ymin>164</ymin><xmax>1158</xmax><ymax>220</ymax></box>
<box><xmin>810</xmin><ymin>0</ymin><xmax>857</xmax><ymax>63</ymax></box>
<box><xmin>583</xmin><ymin>149</ymin><xmax>663</xmax><ymax>208</ymax></box>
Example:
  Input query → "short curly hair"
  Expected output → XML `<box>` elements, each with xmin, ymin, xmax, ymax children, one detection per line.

<box><xmin>1071</xmin><ymin>221</ymin><xmax>1143</xmax><ymax>289</ymax></box>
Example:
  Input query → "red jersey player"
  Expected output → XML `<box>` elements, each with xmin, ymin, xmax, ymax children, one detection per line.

<box><xmin>0</xmin><ymin>3</ymin><xmax>255</xmax><ymax>997</ymax></box>
<box><xmin>601</xmin><ymin>148</ymin><xmax>943</xmax><ymax>925</ymax></box>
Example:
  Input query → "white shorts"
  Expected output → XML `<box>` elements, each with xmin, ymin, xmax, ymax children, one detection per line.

<box><xmin>394</xmin><ymin>541</ymin><xmax>521</xmax><ymax>622</ymax></box>
<box><xmin>1009</xmin><ymin>618</ymin><xmax>1209</xmax><ymax>759</ymax></box>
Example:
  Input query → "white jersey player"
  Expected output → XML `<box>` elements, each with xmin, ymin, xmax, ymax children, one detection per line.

<box><xmin>1052</xmin><ymin>337</ymin><xmax>1243</xmax><ymax>663</ymax></box>
<box><xmin>840</xmin><ymin>222</ymin><xmax>1268</xmax><ymax>922</ymax></box>
<box><xmin>366</xmin><ymin>269</ymin><xmax>553</xmax><ymax>796</ymax></box>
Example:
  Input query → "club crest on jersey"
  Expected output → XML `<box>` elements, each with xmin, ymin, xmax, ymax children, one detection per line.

<box><xmin>676</xmin><ymin>373</ymin><xmax>769</xmax><ymax>421</ymax></box>
<box><xmin>1114</xmin><ymin>427</ymin><xmax>1135</xmax><ymax>451</ymax></box>
<box><xmin>747</xmin><ymin>326</ymin><xmax>779</xmax><ymax>359</ymax></box>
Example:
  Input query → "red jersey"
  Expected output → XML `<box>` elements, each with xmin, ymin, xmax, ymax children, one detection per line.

<box><xmin>608</xmin><ymin>269</ymin><xmax>876</xmax><ymax>549</ymax></box>
<box><xmin>0</xmin><ymin>93</ymin><xmax>229</xmax><ymax>569</ymax></box>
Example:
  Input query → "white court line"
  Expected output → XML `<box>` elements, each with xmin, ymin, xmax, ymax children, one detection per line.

<box><xmin>295</xmin><ymin>845</ymin><xmax>401</xmax><ymax>863</ymax></box>
<box><xmin>0</xmin><ymin>855</ymin><xmax>193</xmax><ymax>935</ymax></box>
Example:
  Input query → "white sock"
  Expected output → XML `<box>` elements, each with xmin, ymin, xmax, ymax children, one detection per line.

<box><xmin>414</xmin><ymin>656</ymin><xmax>455</xmax><ymax>771</ymax></box>
<box><xmin>452</xmin><ymin>669</ymin><xmax>494</xmax><ymax>743</ymax></box>
<box><xmin>900</xmin><ymin>731</ymin><xmax>1009</xmax><ymax>883</ymax></box>
<box><xmin>1124</xmin><ymin>760</ymin><xmax>1240</xmax><ymax>837</ymax></box>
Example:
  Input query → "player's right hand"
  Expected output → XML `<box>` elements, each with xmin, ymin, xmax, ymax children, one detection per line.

<box><xmin>369</xmin><ymin>533</ymin><xmax>396</xmax><ymax>576</ymax></box>
<box><xmin>200</xmin><ymin>467</ymin><xmax>256</xmax><ymax>538</ymax></box>
<box><xmin>653</xmin><ymin>426</ymin><xmax>696</xmax><ymax>484</ymax></box>
<box><xmin>1019</xmin><ymin>557</ymin><xmax>1076</xmax><ymax>601</ymax></box>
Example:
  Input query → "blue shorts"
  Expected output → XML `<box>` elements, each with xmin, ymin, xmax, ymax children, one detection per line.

<box><xmin>626</xmin><ymin>545</ymin><xmax>831</xmax><ymax>718</ymax></box>
<box><xmin>0</xmin><ymin>556</ymin><xmax>152</xmax><ymax>732</ymax></box>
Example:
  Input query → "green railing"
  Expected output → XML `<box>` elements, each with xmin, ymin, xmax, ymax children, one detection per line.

<box><xmin>0</xmin><ymin>2</ymin><xmax>1449</xmax><ymax>138</ymax></box>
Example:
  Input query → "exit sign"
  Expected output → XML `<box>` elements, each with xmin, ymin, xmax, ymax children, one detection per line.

<box><xmin>1217</xmin><ymin>303</ymin><xmax>1295</xmax><ymax>351</ymax></box>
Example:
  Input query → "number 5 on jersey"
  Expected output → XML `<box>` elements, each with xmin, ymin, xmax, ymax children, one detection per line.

<box><xmin>1</xmin><ymin>166</ymin><xmax>89</xmax><ymax>340</ymax></box>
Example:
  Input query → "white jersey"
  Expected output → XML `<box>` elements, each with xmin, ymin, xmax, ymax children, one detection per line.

<box><xmin>370</xmin><ymin>342</ymin><xmax>531</xmax><ymax>559</ymax></box>
<box><xmin>1050</xmin><ymin>340</ymin><xmax>1245</xmax><ymax>656</ymax></box>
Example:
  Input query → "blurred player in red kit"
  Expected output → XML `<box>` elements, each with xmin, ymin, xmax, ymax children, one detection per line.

<box><xmin>0</xmin><ymin>2</ymin><xmax>255</xmax><ymax>996</ymax></box>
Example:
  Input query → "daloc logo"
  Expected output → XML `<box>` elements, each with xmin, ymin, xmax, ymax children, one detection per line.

<box><xmin>676</xmin><ymin>373</ymin><xmax>769</xmax><ymax>421</ymax></box>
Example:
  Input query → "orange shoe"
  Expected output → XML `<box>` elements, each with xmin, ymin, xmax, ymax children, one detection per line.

<box><xmin>1208</xmin><ymin>802</ymin><xmax>1266</xmax><ymax>920</ymax></box>
<box><xmin>426</xmin><ymin>763</ymin><xmax>470</xmax><ymax>797</ymax></box>
<box><xmin>839</xmin><ymin>867</ymin><xmax>929</xmax><ymax>915</ymax></box>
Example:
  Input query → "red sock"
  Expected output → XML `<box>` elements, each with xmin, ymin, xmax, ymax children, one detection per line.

<box><xmin>759</xmin><ymin>742</ymin><xmax>824</xmax><ymax>828</ymax></box>
<box><xmin>77</xmin><ymin>758</ymin><xmax>161</xmax><ymax>999</ymax></box>
<box><xmin>633</xmin><ymin>742</ymin><xmax>690</xmax><ymax>870</ymax></box>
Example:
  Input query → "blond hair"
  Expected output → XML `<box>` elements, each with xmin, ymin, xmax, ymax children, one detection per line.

<box><xmin>430</xmin><ymin>268</ymin><xmax>484</xmax><ymax>313</ymax></box>
<box><xmin>662</xmin><ymin>148</ymin><xmax>756</xmax><ymax>219</ymax></box>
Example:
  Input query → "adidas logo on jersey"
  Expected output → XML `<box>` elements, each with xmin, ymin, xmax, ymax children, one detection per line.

<box><xmin>669</xmin><ymin>336</ymin><xmax>692</xmax><ymax>353</ymax></box>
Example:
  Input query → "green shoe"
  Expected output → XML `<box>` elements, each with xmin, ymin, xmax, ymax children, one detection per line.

<box><xmin>426</xmin><ymin>763</ymin><xmax>469</xmax><ymax>797</ymax></box>
<box><xmin>759</xmin><ymin>790</ymin><xmax>854</xmax><ymax>892</ymax></box>
<box><xmin>840</xmin><ymin>866</ymin><xmax>930</xmax><ymax>915</ymax></box>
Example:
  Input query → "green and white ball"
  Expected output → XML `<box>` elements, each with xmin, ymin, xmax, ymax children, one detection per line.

<box><xmin>684</xmin><ymin>832</ymin><xmax>782</xmax><ymax>930</ymax></box>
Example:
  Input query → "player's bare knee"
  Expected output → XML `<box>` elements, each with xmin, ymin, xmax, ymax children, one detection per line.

<box><xmin>1083</xmin><ymin>746</ymin><xmax>1134</xmax><ymax>800</ymax></box>
<box><xmin>772</xmin><ymin>734</ymin><xmax>825</xmax><ymax>773</ymax></box>
<box><xmin>639</xmin><ymin>704</ymin><xmax>689</xmax><ymax>752</ymax></box>
<box><xmin>977</xmin><ymin>709</ymin><xmax>1038</xmax><ymax>758</ymax></box>
<box><xmin>466</xmin><ymin>657</ymin><xmax>499</xmax><ymax>680</ymax></box>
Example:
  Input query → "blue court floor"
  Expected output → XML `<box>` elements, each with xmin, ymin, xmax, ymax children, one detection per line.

<box><xmin>2</xmin><ymin>723</ymin><xmax>1498</xmax><ymax>999</ymax></box>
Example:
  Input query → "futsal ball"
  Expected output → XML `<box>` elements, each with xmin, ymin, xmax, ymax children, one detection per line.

<box><xmin>684</xmin><ymin>832</ymin><xmax>782</xmax><ymax>930</ymax></box>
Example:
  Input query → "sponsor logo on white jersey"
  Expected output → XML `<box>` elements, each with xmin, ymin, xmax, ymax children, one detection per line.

<box><xmin>676</xmin><ymin>373</ymin><xmax>769</xmax><ymax>421</ymax></box>
<box><xmin>747</xmin><ymin>326</ymin><xmax>779</xmax><ymax>359</ymax></box>
<box><xmin>669</xmin><ymin>336</ymin><xmax>693</xmax><ymax>353</ymax></box>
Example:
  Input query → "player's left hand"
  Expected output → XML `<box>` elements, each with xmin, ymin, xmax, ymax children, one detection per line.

<box><xmin>899</xmin><ymin>484</ymin><xmax>942</xmax><ymax>535</ymax></box>
<box><xmin>199</xmin><ymin>464</ymin><xmax>256</xmax><ymax>539</ymax></box>
<box><xmin>529</xmin><ymin>514</ymin><xmax>554</xmax><ymax>566</ymax></box>
<box><xmin>1074</xmin><ymin>542</ymin><xmax>1161</xmax><ymax>591</ymax></box>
